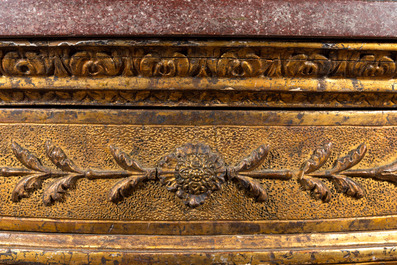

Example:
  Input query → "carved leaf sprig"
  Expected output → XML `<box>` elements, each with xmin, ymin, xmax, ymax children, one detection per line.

<box><xmin>41</xmin><ymin>141</ymin><xmax>85</xmax><ymax>205</ymax></box>
<box><xmin>331</xmin><ymin>175</ymin><xmax>364</xmax><ymax>198</ymax></box>
<box><xmin>45</xmin><ymin>141</ymin><xmax>83</xmax><ymax>174</ymax></box>
<box><xmin>229</xmin><ymin>145</ymin><xmax>270</xmax><ymax>202</ymax></box>
<box><xmin>43</xmin><ymin>142</ymin><xmax>158</xmax><ymax>205</ymax></box>
<box><xmin>363</xmin><ymin>160</ymin><xmax>397</xmax><ymax>184</ymax></box>
<box><xmin>109</xmin><ymin>145</ymin><xmax>145</xmax><ymax>172</ymax></box>
<box><xmin>300</xmin><ymin>143</ymin><xmax>367</xmax><ymax>201</ymax></box>
<box><xmin>300</xmin><ymin>142</ymin><xmax>332</xmax><ymax>175</ymax></box>
<box><xmin>342</xmin><ymin>153</ymin><xmax>397</xmax><ymax>185</ymax></box>
<box><xmin>11</xmin><ymin>174</ymin><xmax>47</xmax><ymax>202</ymax></box>
<box><xmin>233</xmin><ymin>175</ymin><xmax>268</xmax><ymax>202</ymax></box>
<box><xmin>43</xmin><ymin>174</ymin><xmax>82</xmax><ymax>206</ymax></box>
<box><xmin>108</xmin><ymin>175</ymin><xmax>148</xmax><ymax>203</ymax></box>
<box><xmin>12</xmin><ymin>142</ymin><xmax>49</xmax><ymax>173</ymax></box>
<box><xmin>10</xmin><ymin>142</ymin><xmax>54</xmax><ymax>202</ymax></box>
<box><xmin>298</xmin><ymin>142</ymin><xmax>333</xmax><ymax>202</ymax></box>
<box><xmin>108</xmin><ymin>145</ymin><xmax>155</xmax><ymax>202</ymax></box>
<box><xmin>233</xmin><ymin>145</ymin><xmax>269</xmax><ymax>172</ymax></box>
<box><xmin>329</xmin><ymin>144</ymin><xmax>367</xmax><ymax>174</ymax></box>
<box><xmin>8</xmin><ymin>141</ymin><xmax>156</xmax><ymax>205</ymax></box>
<box><xmin>326</xmin><ymin>144</ymin><xmax>367</xmax><ymax>198</ymax></box>
<box><xmin>299</xmin><ymin>176</ymin><xmax>332</xmax><ymax>202</ymax></box>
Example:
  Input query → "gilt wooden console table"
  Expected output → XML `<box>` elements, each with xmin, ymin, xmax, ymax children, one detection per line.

<box><xmin>0</xmin><ymin>0</ymin><xmax>397</xmax><ymax>264</ymax></box>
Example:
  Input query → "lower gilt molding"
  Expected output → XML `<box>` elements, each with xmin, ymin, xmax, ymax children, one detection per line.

<box><xmin>4</xmin><ymin>141</ymin><xmax>397</xmax><ymax>208</ymax></box>
<box><xmin>1</xmin><ymin>230</ymin><xmax>397</xmax><ymax>264</ymax></box>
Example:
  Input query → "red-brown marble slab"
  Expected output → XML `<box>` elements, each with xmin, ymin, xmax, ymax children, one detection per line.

<box><xmin>0</xmin><ymin>0</ymin><xmax>396</xmax><ymax>38</ymax></box>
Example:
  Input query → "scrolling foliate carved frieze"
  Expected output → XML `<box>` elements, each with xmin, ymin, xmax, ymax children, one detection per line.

<box><xmin>0</xmin><ymin>45</ymin><xmax>396</xmax><ymax>78</ymax></box>
<box><xmin>3</xmin><ymin>141</ymin><xmax>397</xmax><ymax>208</ymax></box>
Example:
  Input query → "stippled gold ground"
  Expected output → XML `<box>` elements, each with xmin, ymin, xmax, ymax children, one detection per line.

<box><xmin>0</xmin><ymin>124</ymin><xmax>396</xmax><ymax>221</ymax></box>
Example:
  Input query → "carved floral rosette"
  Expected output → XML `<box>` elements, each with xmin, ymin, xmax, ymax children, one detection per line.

<box><xmin>157</xmin><ymin>143</ymin><xmax>226</xmax><ymax>207</ymax></box>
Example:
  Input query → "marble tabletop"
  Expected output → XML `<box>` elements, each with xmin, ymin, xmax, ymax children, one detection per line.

<box><xmin>0</xmin><ymin>0</ymin><xmax>396</xmax><ymax>38</ymax></box>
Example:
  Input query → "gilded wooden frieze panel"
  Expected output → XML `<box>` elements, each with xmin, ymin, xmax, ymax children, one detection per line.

<box><xmin>0</xmin><ymin>109</ymin><xmax>395</xmax><ymax>235</ymax></box>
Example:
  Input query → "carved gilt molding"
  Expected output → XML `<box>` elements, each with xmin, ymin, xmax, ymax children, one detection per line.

<box><xmin>0</xmin><ymin>40</ymin><xmax>395</xmax><ymax>107</ymax></box>
<box><xmin>4</xmin><ymin>141</ymin><xmax>397</xmax><ymax>208</ymax></box>
<box><xmin>2</xmin><ymin>90</ymin><xmax>397</xmax><ymax>108</ymax></box>
<box><xmin>0</xmin><ymin>42</ymin><xmax>395</xmax><ymax>79</ymax></box>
